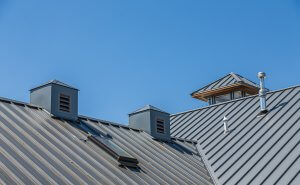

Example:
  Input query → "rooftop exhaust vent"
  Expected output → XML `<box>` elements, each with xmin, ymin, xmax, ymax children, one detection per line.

<box><xmin>257</xmin><ymin>72</ymin><xmax>268</xmax><ymax>115</ymax></box>
<box><xmin>223</xmin><ymin>116</ymin><xmax>229</xmax><ymax>134</ymax></box>
<box><xmin>129</xmin><ymin>105</ymin><xmax>170</xmax><ymax>141</ymax></box>
<box><xmin>30</xmin><ymin>80</ymin><xmax>78</xmax><ymax>120</ymax></box>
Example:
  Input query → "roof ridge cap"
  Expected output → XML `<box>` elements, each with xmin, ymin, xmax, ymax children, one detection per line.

<box><xmin>230</xmin><ymin>72</ymin><xmax>243</xmax><ymax>82</ymax></box>
<box><xmin>0</xmin><ymin>96</ymin><xmax>42</xmax><ymax>109</ymax></box>
<box><xmin>172</xmin><ymin>85</ymin><xmax>300</xmax><ymax>116</ymax></box>
<box><xmin>78</xmin><ymin>115</ymin><xmax>145</xmax><ymax>133</ymax></box>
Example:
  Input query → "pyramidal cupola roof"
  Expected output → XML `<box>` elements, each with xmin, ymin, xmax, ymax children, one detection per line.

<box><xmin>191</xmin><ymin>72</ymin><xmax>260</xmax><ymax>102</ymax></box>
<box><xmin>129</xmin><ymin>105</ymin><xmax>169</xmax><ymax>115</ymax></box>
<box><xmin>30</xmin><ymin>79</ymin><xmax>78</xmax><ymax>91</ymax></box>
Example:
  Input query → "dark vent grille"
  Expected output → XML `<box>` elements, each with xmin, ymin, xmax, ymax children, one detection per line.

<box><xmin>156</xmin><ymin>119</ymin><xmax>165</xmax><ymax>134</ymax></box>
<box><xmin>59</xmin><ymin>94</ymin><xmax>70</xmax><ymax>112</ymax></box>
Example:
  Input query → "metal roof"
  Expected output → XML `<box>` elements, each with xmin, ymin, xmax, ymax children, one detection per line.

<box><xmin>0</xmin><ymin>98</ymin><xmax>214</xmax><ymax>185</ymax></box>
<box><xmin>171</xmin><ymin>85</ymin><xmax>300</xmax><ymax>185</ymax></box>
<box><xmin>129</xmin><ymin>105</ymin><xmax>169</xmax><ymax>115</ymax></box>
<box><xmin>30</xmin><ymin>80</ymin><xmax>79</xmax><ymax>91</ymax></box>
<box><xmin>191</xmin><ymin>72</ymin><xmax>259</xmax><ymax>96</ymax></box>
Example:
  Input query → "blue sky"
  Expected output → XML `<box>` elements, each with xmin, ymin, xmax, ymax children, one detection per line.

<box><xmin>0</xmin><ymin>0</ymin><xmax>299</xmax><ymax>124</ymax></box>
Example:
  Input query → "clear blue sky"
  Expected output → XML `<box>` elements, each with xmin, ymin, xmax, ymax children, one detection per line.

<box><xmin>0</xmin><ymin>0</ymin><xmax>299</xmax><ymax>124</ymax></box>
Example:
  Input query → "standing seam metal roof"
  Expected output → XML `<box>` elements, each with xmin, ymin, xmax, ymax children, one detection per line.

<box><xmin>171</xmin><ymin>85</ymin><xmax>300</xmax><ymax>185</ymax></box>
<box><xmin>0</xmin><ymin>97</ymin><xmax>214</xmax><ymax>185</ymax></box>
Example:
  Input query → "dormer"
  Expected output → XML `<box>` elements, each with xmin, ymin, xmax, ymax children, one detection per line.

<box><xmin>191</xmin><ymin>72</ymin><xmax>260</xmax><ymax>105</ymax></box>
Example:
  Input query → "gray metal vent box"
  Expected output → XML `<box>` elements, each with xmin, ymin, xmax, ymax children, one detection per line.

<box><xmin>30</xmin><ymin>80</ymin><xmax>78</xmax><ymax>121</ymax></box>
<box><xmin>129</xmin><ymin>105</ymin><xmax>170</xmax><ymax>141</ymax></box>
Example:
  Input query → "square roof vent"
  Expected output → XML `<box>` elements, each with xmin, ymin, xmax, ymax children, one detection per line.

<box><xmin>30</xmin><ymin>80</ymin><xmax>78</xmax><ymax>121</ymax></box>
<box><xmin>129</xmin><ymin>105</ymin><xmax>170</xmax><ymax>141</ymax></box>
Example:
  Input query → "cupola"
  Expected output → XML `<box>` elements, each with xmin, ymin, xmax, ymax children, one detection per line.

<box><xmin>30</xmin><ymin>80</ymin><xmax>79</xmax><ymax>120</ymax></box>
<box><xmin>191</xmin><ymin>72</ymin><xmax>260</xmax><ymax>105</ymax></box>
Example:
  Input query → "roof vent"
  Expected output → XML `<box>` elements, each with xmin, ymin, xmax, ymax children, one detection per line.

<box><xmin>129</xmin><ymin>105</ymin><xmax>170</xmax><ymax>141</ymax></box>
<box><xmin>30</xmin><ymin>80</ymin><xmax>79</xmax><ymax>121</ymax></box>
<box><xmin>223</xmin><ymin>116</ymin><xmax>229</xmax><ymax>134</ymax></box>
<box><xmin>59</xmin><ymin>94</ymin><xmax>71</xmax><ymax>112</ymax></box>
<box><xmin>156</xmin><ymin>119</ymin><xmax>165</xmax><ymax>134</ymax></box>
<box><xmin>257</xmin><ymin>72</ymin><xmax>268</xmax><ymax>115</ymax></box>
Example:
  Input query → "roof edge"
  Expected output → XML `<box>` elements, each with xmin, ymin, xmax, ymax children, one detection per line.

<box><xmin>79</xmin><ymin>115</ymin><xmax>200</xmax><ymax>145</ymax></box>
<box><xmin>30</xmin><ymin>80</ymin><xmax>79</xmax><ymax>92</ymax></box>
<box><xmin>128</xmin><ymin>105</ymin><xmax>169</xmax><ymax>116</ymax></box>
<box><xmin>172</xmin><ymin>85</ymin><xmax>300</xmax><ymax>117</ymax></box>
<box><xmin>0</xmin><ymin>96</ymin><xmax>43</xmax><ymax>109</ymax></box>
<box><xmin>191</xmin><ymin>73</ymin><xmax>260</xmax><ymax>96</ymax></box>
<box><xmin>191</xmin><ymin>83</ymin><xmax>259</xmax><ymax>101</ymax></box>
<box><xmin>78</xmin><ymin>115</ymin><xmax>144</xmax><ymax>132</ymax></box>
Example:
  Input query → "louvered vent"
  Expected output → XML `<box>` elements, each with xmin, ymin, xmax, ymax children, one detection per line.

<box><xmin>59</xmin><ymin>94</ymin><xmax>70</xmax><ymax>112</ymax></box>
<box><xmin>156</xmin><ymin>119</ymin><xmax>165</xmax><ymax>134</ymax></box>
<box><xmin>129</xmin><ymin>105</ymin><xmax>170</xmax><ymax>140</ymax></box>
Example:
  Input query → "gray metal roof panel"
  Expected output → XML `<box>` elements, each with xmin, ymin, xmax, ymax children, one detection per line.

<box><xmin>0</xmin><ymin>98</ymin><xmax>214</xmax><ymax>185</ymax></box>
<box><xmin>171</xmin><ymin>85</ymin><xmax>300</xmax><ymax>185</ymax></box>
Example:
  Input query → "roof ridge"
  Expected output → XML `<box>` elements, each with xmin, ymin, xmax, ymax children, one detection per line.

<box><xmin>235</xmin><ymin>73</ymin><xmax>260</xmax><ymax>87</ymax></box>
<box><xmin>230</xmin><ymin>72</ymin><xmax>242</xmax><ymax>82</ymax></box>
<box><xmin>0</xmin><ymin>97</ymin><xmax>140</xmax><ymax>132</ymax></box>
<box><xmin>0</xmin><ymin>96</ymin><xmax>42</xmax><ymax>109</ymax></box>
<box><xmin>172</xmin><ymin>85</ymin><xmax>300</xmax><ymax>117</ymax></box>
<box><xmin>79</xmin><ymin>115</ymin><xmax>201</xmax><ymax>144</ymax></box>
<box><xmin>78</xmin><ymin>115</ymin><xmax>143</xmax><ymax>132</ymax></box>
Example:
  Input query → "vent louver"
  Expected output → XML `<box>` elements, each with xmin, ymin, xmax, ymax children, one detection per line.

<box><xmin>59</xmin><ymin>94</ymin><xmax>70</xmax><ymax>112</ymax></box>
<box><xmin>156</xmin><ymin>119</ymin><xmax>165</xmax><ymax>134</ymax></box>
